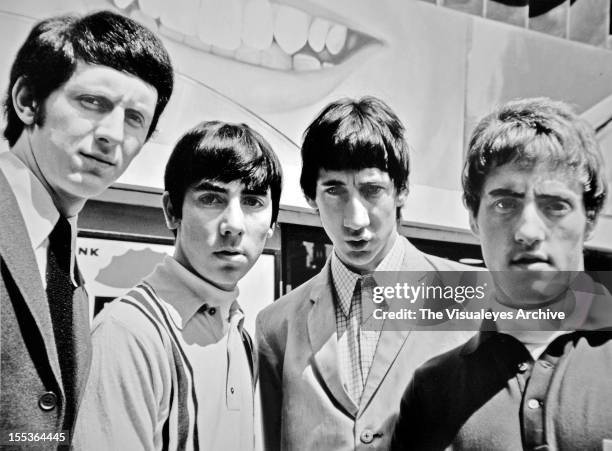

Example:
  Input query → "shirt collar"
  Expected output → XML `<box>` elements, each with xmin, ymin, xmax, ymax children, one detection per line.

<box><xmin>145</xmin><ymin>255</ymin><xmax>240</xmax><ymax>328</ymax></box>
<box><xmin>0</xmin><ymin>151</ymin><xmax>60</xmax><ymax>250</ymax></box>
<box><xmin>0</xmin><ymin>151</ymin><xmax>79</xmax><ymax>286</ymax></box>
<box><xmin>331</xmin><ymin>232</ymin><xmax>404</xmax><ymax>316</ymax></box>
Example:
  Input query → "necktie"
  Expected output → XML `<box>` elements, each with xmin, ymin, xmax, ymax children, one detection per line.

<box><xmin>346</xmin><ymin>278</ymin><xmax>364</xmax><ymax>402</ymax></box>
<box><xmin>46</xmin><ymin>216</ymin><xmax>76</xmax><ymax>427</ymax></box>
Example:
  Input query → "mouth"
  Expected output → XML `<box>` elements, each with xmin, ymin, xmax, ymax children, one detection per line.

<box><xmin>214</xmin><ymin>248</ymin><xmax>247</xmax><ymax>260</ymax></box>
<box><xmin>107</xmin><ymin>0</ymin><xmax>384</xmax><ymax>111</ymax></box>
<box><xmin>80</xmin><ymin>152</ymin><xmax>115</xmax><ymax>167</ymax></box>
<box><xmin>510</xmin><ymin>254</ymin><xmax>553</xmax><ymax>270</ymax></box>
<box><xmin>346</xmin><ymin>239</ymin><xmax>369</xmax><ymax>251</ymax></box>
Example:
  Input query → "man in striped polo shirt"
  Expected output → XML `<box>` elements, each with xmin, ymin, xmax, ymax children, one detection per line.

<box><xmin>74</xmin><ymin>121</ymin><xmax>282</xmax><ymax>450</ymax></box>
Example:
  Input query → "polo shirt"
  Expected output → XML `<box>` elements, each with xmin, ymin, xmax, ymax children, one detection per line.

<box><xmin>73</xmin><ymin>255</ymin><xmax>256</xmax><ymax>450</ymax></box>
<box><xmin>390</xmin><ymin>285</ymin><xmax>612</xmax><ymax>451</ymax></box>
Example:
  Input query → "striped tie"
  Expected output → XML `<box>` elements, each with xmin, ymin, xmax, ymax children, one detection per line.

<box><xmin>346</xmin><ymin>278</ymin><xmax>364</xmax><ymax>402</ymax></box>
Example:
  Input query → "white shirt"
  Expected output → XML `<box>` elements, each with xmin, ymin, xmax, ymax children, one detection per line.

<box><xmin>0</xmin><ymin>151</ymin><xmax>78</xmax><ymax>288</ymax></box>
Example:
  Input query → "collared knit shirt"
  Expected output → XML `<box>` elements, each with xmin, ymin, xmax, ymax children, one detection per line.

<box><xmin>74</xmin><ymin>256</ymin><xmax>255</xmax><ymax>451</ymax></box>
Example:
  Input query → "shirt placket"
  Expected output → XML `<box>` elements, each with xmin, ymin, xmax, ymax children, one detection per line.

<box><xmin>226</xmin><ymin>310</ymin><xmax>244</xmax><ymax>411</ymax></box>
<box><xmin>521</xmin><ymin>352</ymin><xmax>561</xmax><ymax>450</ymax></box>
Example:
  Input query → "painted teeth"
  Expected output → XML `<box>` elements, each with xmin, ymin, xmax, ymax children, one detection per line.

<box><xmin>260</xmin><ymin>42</ymin><xmax>292</xmax><ymax>70</ymax></box>
<box><xmin>326</xmin><ymin>24</ymin><xmax>347</xmax><ymax>55</ymax></box>
<box><xmin>308</xmin><ymin>18</ymin><xmax>331</xmax><ymax>53</ymax></box>
<box><xmin>273</xmin><ymin>5</ymin><xmax>310</xmax><ymax>54</ymax></box>
<box><xmin>293</xmin><ymin>53</ymin><xmax>321</xmax><ymax>71</ymax></box>
<box><xmin>242</xmin><ymin>0</ymin><xmax>274</xmax><ymax>50</ymax></box>
<box><xmin>197</xmin><ymin>0</ymin><xmax>242</xmax><ymax>50</ymax></box>
<box><xmin>118</xmin><ymin>0</ymin><xmax>371</xmax><ymax>71</ymax></box>
<box><xmin>235</xmin><ymin>44</ymin><xmax>262</xmax><ymax>65</ymax></box>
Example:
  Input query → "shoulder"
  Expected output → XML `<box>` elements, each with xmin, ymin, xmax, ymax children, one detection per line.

<box><xmin>398</xmin><ymin>236</ymin><xmax>476</xmax><ymax>271</ymax></box>
<box><xmin>92</xmin><ymin>285</ymin><xmax>170</xmax><ymax>349</ymax></box>
<box><xmin>258</xmin><ymin>270</ymin><xmax>323</xmax><ymax>324</ymax></box>
<box><xmin>417</xmin><ymin>341</ymin><xmax>465</xmax><ymax>377</ymax></box>
<box><xmin>420</xmin><ymin>252</ymin><xmax>478</xmax><ymax>273</ymax></box>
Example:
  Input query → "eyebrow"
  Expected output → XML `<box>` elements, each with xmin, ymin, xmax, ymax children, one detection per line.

<box><xmin>319</xmin><ymin>179</ymin><xmax>345</xmax><ymax>186</ymax></box>
<box><xmin>192</xmin><ymin>181</ymin><xmax>269</xmax><ymax>196</ymax></box>
<box><xmin>192</xmin><ymin>181</ymin><xmax>227</xmax><ymax>193</ymax></box>
<box><xmin>242</xmin><ymin>187</ymin><xmax>269</xmax><ymax>196</ymax></box>
<box><xmin>487</xmin><ymin>188</ymin><xmax>524</xmax><ymax>198</ymax></box>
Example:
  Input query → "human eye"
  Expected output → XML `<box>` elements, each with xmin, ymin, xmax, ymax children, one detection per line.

<box><xmin>543</xmin><ymin>199</ymin><xmax>572</xmax><ymax>216</ymax></box>
<box><xmin>198</xmin><ymin>193</ymin><xmax>225</xmax><ymax>206</ymax></box>
<box><xmin>493</xmin><ymin>197</ymin><xmax>519</xmax><ymax>213</ymax></box>
<box><xmin>78</xmin><ymin>95</ymin><xmax>109</xmax><ymax>112</ymax></box>
<box><xmin>324</xmin><ymin>185</ymin><xmax>344</xmax><ymax>196</ymax></box>
<box><xmin>242</xmin><ymin>196</ymin><xmax>266</xmax><ymax>209</ymax></box>
<box><xmin>125</xmin><ymin>109</ymin><xmax>146</xmax><ymax>128</ymax></box>
<box><xmin>361</xmin><ymin>184</ymin><xmax>385</xmax><ymax>198</ymax></box>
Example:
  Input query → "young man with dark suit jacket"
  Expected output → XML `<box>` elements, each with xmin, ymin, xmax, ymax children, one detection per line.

<box><xmin>0</xmin><ymin>11</ymin><xmax>173</xmax><ymax>442</ymax></box>
<box><xmin>256</xmin><ymin>96</ymin><xmax>474</xmax><ymax>450</ymax></box>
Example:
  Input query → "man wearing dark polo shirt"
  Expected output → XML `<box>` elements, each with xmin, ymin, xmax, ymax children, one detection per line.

<box><xmin>391</xmin><ymin>97</ymin><xmax>612</xmax><ymax>450</ymax></box>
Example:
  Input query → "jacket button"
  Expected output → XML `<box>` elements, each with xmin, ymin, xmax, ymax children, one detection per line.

<box><xmin>360</xmin><ymin>430</ymin><xmax>374</xmax><ymax>444</ymax></box>
<box><xmin>38</xmin><ymin>392</ymin><xmax>57</xmax><ymax>411</ymax></box>
<box><xmin>527</xmin><ymin>398</ymin><xmax>541</xmax><ymax>409</ymax></box>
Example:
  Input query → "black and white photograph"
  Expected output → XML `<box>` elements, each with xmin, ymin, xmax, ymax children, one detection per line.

<box><xmin>1</xmin><ymin>0</ymin><xmax>612</xmax><ymax>449</ymax></box>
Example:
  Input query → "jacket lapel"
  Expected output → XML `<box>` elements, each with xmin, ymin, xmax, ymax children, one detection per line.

<box><xmin>72</xmin><ymin>281</ymin><xmax>92</xmax><ymax>418</ymax></box>
<box><xmin>359</xmin><ymin>238</ymin><xmax>430</xmax><ymax>412</ymax></box>
<box><xmin>307</xmin><ymin>262</ymin><xmax>359</xmax><ymax>417</ymax></box>
<box><xmin>0</xmin><ymin>171</ymin><xmax>64</xmax><ymax>394</ymax></box>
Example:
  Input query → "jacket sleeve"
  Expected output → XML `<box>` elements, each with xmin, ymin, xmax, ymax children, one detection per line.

<box><xmin>72</xmin><ymin>312</ymin><xmax>172</xmax><ymax>451</ymax></box>
<box><xmin>255</xmin><ymin>312</ymin><xmax>283</xmax><ymax>451</ymax></box>
<box><xmin>389</xmin><ymin>372</ymin><xmax>426</xmax><ymax>451</ymax></box>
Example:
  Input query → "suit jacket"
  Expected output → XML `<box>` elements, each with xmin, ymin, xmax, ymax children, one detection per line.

<box><xmin>256</xmin><ymin>237</ymin><xmax>475</xmax><ymax>450</ymax></box>
<box><xmin>0</xmin><ymin>170</ymin><xmax>91</xmax><ymax>439</ymax></box>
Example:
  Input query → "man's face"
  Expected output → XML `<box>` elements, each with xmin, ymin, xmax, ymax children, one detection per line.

<box><xmin>470</xmin><ymin>162</ymin><xmax>594</xmax><ymax>307</ymax></box>
<box><xmin>168</xmin><ymin>179</ymin><xmax>273</xmax><ymax>291</ymax></box>
<box><xmin>309</xmin><ymin>167</ymin><xmax>406</xmax><ymax>274</ymax></box>
<box><xmin>28</xmin><ymin>61</ymin><xmax>158</xmax><ymax>203</ymax></box>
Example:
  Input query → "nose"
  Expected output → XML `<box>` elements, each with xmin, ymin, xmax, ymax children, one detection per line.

<box><xmin>219</xmin><ymin>200</ymin><xmax>245</xmax><ymax>237</ymax></box>
<box><xmin>343</xmin><ymin>195</ymin><xmax>370</xmax><ymax>231</ymax></box>
<box><xmin>514</xmin><ymin>202</ymin><xmax>546</xmax><ymax>247</ymax></box>
<box><xmin>95</xmin><ymin>107</ymin><xmax>124</xmax><ymax>147</ymax></box>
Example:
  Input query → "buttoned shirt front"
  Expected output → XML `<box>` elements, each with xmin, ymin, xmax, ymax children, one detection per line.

<box><xmin>391</xmin><ymin>289</ymin><xmax>612</xmax><ymax>451</ymax></box>
<box><xmin>74</xmin><ymin>256</ymin><xmax>255</xmax><ymax>451</ymax></box>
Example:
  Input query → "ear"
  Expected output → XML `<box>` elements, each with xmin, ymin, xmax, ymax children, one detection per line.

<box><xmin>469</xmin><ymin>212</ymin><xmax>480</xmax><ymax>237</ymax></box>
<box><xmin>12</xmin><ymin>77</ymin><xmax>38</xmax><ymax>126</ymax></box>
<box><xmin>306</xmin><ymin>196</ymin><xmax>318</xmax><ymax>210</ymax></box>
<box><xmin>396</xmin><ymin>186</ymin><xmax>409</xmax><ymax>207</ymax></box>
<box><xmin>584</xmin><ymin>216</ymin><xmax>597</xmax><ymax>241</ymax></box>
<box><xmin>162</xmin><ymin>192</ymin><xmax>180</xmax><ymax>230</ymax></box>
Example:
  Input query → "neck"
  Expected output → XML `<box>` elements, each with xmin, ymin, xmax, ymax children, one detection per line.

<box><xmin>492</xmin><ymin>289</ymin><xmax>573</xmax><ymax>332</ymax></box>
<box><xmin>12</xmin><ymin>131</ymin><xmax>85</xmax><ymax>217</ymax></box>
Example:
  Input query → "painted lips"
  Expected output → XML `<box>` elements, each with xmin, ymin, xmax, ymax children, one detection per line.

<box><xmin>111</xmin><ymin>0</ymin><xmax>379</xmax><ymax>72</ymax></box>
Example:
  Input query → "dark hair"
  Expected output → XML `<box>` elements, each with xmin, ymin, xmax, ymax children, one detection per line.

<box><xmin>463</xmin><ymin>97</ymin><xmax>607</xmax><ymax>222</ymax></box>
<box><xmin>300</xmin><ymin>96</ymin><xmax>410</xmax><ymax>201</ymax></box>
<box><xmin>3</xmin><ymin>10</ymin><xmax>174</xmax><ymax>145</ymax></box>
<box><xmin>164</xmin><ymin>121</ymin><xmax>283</xmax><ymax>225</ymax></box>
